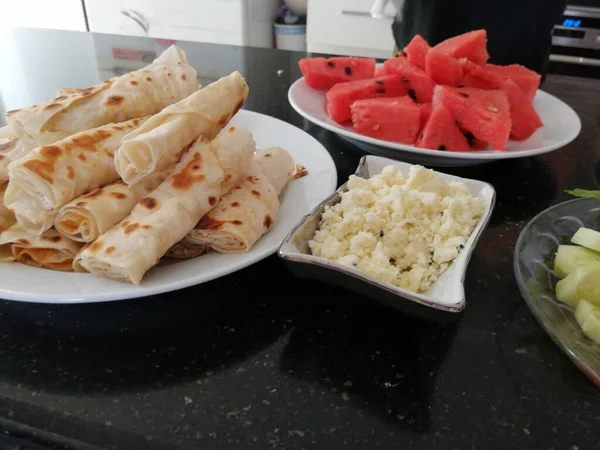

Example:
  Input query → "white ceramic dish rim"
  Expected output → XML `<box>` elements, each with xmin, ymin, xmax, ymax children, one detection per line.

<box><xmin>278</xmin><ymin>155</ymin><xmax>496</xmax><ymax>313</ymax></box>
<box><xmin>0</xmin><ymin>109</ymin><xmax>338</xmax><ymax>304</ymax></box>
<box><xmin>288</xmin><ymin>77</ymin><xmax>582</xmax><ymax>161</ymax></box>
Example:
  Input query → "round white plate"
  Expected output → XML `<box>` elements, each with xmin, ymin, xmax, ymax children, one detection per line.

<box><xmin>0</xmin><ymin>110</ymin><xmax>337</xmax><ymax>304</ymax></box>
<box><xmin>288</xmin><ymin>77</ymin><xmax>582</xmax><ymax>167</ymax></box>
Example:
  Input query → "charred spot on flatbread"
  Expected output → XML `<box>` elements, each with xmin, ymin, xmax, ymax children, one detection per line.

<box><xmin>124</xmin><ymin>223</ymin><xmax>140</xmax><ymax>234</ymax></box>
<box><xmin>231</xmin><ymin>202</ymin><xmax>240</xmax><ymax>207</ymax></box>
<box><xmin>264</xmin><ymin>215</ymin><xmax>273</xmax><ymax>229</ymax></box>
<box><xmin>88</xmin><ymin>240</ymin><xmax>103</xmax><ymax>253</ymax></box>
<box><xmin>171</xmin><ymin>153</ymin><xmax>206</xmax><ymax>191</ymax></box>
<box><xmin>105</xmin><ymin>95</ymin><xmax>125</xmax><ymax>106</ymax></box>
<box><xmin>140</xmin><ymin>197</ymin><xmax>158</xmax><ymax>209</ymax></box>
<box><xmin>110</xmin><ymin>192</ymin><xmax>127</xmax><ymax>200</ymax></box>
<box><xmin>78</xmin><ymin>154</ymin><xmax>87</xmax><ymax>162</ymax></box>
<box><xmin>208</xmin><ymin>196</ymin><xmax>217</xmax><ymax>206</ymax></box>
<box><xmin>198</xmin><ymin>216</ymin><xmax>224</xmax><ymax>230</ymax></box>
<box><xmin>251</xmin><ymin>190</ymin><xmax>260</xmax><ymax>198</ymax></box>
<box><xmin>105</xmin><ymin>246</ymin><xmax>116</xmax><ymax>254</ymax></box>
<box><xmin>66</xmin><ymin>166</ymin><xmax>75</xmax><ymax>180</ymax></box>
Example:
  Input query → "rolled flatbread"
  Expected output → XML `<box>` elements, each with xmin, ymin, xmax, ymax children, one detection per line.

<box><xmin>0</xmin><ymin>183</ymin><xmax>16</xmax><ymax>233</ymax></box>
<box><xmin>0</xmin><ymin>225</ymin><xmax>83</xmax><ymax>271</ymax></box>
<box><xmin>6</xmin><ymin>45</ymin><xmax>198</xmax><ymax>149</ymax></box>
<box><xmin>0</xmin><ymin>126</ymin><xmax>32</xmax><ymax>183</ymax></box>
<box><xmin>76</xmin><ymin>125</ymin><xmax>255</xmax><ymax>284</ymax></box>
<box><xmin>54</xmin><ymin>171</ymin><xmax>168</xmax><ymax>243</ymax></box>
<box><xmin>175</xmin><ymin>147</ymin><xmax>295</xmax><ymax>255</ymax></box>
<box><xmin>4</xmin><ymin>117</ymin><xmax>148</xmax><ymax>235</ymax></box>
<box><xmin>115</xmin><ymin>71</ymin><xmax>249</xmax><ymax>185</ymax></box>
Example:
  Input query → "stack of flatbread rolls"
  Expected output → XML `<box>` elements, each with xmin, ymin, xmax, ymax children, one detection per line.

<box><xmin>0</xmin><ymin>45</ymin><xmax>297</xmax><ymax>284</ymax></box>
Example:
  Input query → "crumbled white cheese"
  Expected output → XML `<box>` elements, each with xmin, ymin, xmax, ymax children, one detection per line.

<box><xmin>308</xmin><ymin>165</ymin><xmax>483</xmax><ymax>293</ymax></box>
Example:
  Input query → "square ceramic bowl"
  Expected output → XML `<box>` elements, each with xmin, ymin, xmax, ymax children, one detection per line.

<box><xmin>278</xmin><ymin>155</ymin><xmax>496</xmax><ymax>321</ymax></box>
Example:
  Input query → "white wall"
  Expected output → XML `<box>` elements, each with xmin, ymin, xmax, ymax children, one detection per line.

<box><xmin>0</xmin><ymin>0</ymin><xmax>87</xmax><ymax>31</ymax></box>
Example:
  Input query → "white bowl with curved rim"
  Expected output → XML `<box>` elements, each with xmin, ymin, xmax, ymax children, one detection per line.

<box><xmin>279</xmin><ymin>155</ymin><xmax>496</xmax><ymax>320</ymax></box>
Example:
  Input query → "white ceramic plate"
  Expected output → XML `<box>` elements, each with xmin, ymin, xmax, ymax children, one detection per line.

<box><xmin>279</xmin><ymin>156</ymin><xmax>496</xmax><ymax>315</ymax></box>
<box><xmin>0</xmin><ymin>110</ymin><xmax>337</xmax><ymax>304</ymax></box>
<box><xmin>288</xmin><ymin>77</ymin><xmax>581</xmax><ymax>167</ymax></box>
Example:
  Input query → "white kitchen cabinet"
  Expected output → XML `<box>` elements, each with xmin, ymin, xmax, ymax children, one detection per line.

<box><xmin>84</xmin><ymin>0</ymin><xmax>279</xmax><ymax>48</ymax></box>
<box><xmin>307</xmin><ymin>0</ymin><xmax>397</xmax><ymax>58</ymax></box>
<box><xmin>0</xmin><ymin>0</ymin><xmax>87</xmax><ymax>32</ymax></box>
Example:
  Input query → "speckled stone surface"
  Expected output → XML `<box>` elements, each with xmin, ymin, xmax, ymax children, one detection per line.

<box><xmin>0</xmin><ymin>28</ymin><xmax>599</xmax><ymax>450</ymax></box>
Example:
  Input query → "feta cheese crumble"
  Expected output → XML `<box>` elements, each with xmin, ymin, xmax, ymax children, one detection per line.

<box><xmin>308</xmin><ymin>165</ymin><xmax>483</xmax><ymax>293</ymax></box>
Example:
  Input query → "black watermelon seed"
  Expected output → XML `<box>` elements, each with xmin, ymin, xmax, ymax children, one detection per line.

<box><xmin>463</xmin><ymin>131</ymin><xmax>475</xmax><ymax>141</ymax></box>
<box><xmin>438</xmin><ymin>145</ymin><xmax>447</xmax><ymax>151</ymax></box>
<box><xmin>419</xmin><ymin>134</ymin><xmax>424</xmax><ymax>140</ymax></box>
<box><xmin>408</xmin><ymin>89</ymin><xmax>417</xmax><ymax>101</ymax></box>
<box><xmin>375</xmin><ymin>79</ymin><xmax>384</xmax><ymax>85</ymax></box>
<box><xmin>457</xmin><ymin>84</ymin><xmax>465</xmax><ymax>88</ymax></box>
<box><xmin>376</xmin><ymin>88</ymin><xmax>386</xmax><ymax>94</ymax></box>
<box><xmin>327</xmin><ymin>61</ymin><xmax>335</xmax><ymax>68</ymax></box>
<box><xmin>379</xmin><ymin>231</ymin><xmax>384</xmax><ymax>237</ymax></box>
<box><xmin>459</xmin><ymin>244</ymin><xmax>465</xmax><ymax>250</ymax></box>
<box><xmin>459</xmin><ymin>93</ymin><xmax>469</xmax><ymax>98</ymax></box>
<box><xmin>344</xmin><ymin>66</ymin><xmax>352</xmax><ymax>75</ymax></box>
<box><xmin>403</xmin><ymin>77</ymin><xmax>409</xmax><ymax>83</ymax></box>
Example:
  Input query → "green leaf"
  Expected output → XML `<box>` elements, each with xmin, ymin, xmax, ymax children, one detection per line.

<box><xmin>565</xmin><ymin>189</ymin><xmax>600</xmax><ymax>200</ymax></box>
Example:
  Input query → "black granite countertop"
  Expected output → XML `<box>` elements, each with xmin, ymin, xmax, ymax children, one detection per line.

<box><xmin>0</xmin><ymin>28</ymin><xmax>599</xmax><ymax>450</ymax></box>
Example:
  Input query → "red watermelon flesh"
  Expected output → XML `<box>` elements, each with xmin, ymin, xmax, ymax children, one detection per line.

<box><xmin>381</xmin><ymin>56</ymin><xmax>435</xmax><ymax>103</ymax></box>
<box><xmin>326</xmin><ymin>75</ymin><xmax>408</xmax><ymax>123</ymax></box>
<box><xmin>426</xmin><ymin>50</ymin><xmax>463</xmax><ymax>86</ymax></box>
<box><xmin>502</xmin><ymin>78</ymin><xmax>543</xmax><ymax>140</ymax></box>
<box><xmin>404</xmin><ymin>34</ymin><xmax>431</xmax><ymax>70</ymax></box>
<box><xmin>460</xmin><ymin>129</ymin><xmax>489</xmax><ymax>150</ymax></box>
<box><xmin>299</xmin><ymin>57</ymin><xmax>376</xmax><ymax>90</ymax></box>
<box><xmin>417</xmin><ymin>104</ymin><xmax>470</xmax><ymax>152</ymax></box>
<box><xmin>418</xmin><ymin>103</ymin><xmax>433</xmax><ymax>131</ymax></box>
<box><xmin>458</xmin><ymin>60</ymin><xmax>502</xmax><ymax>89</ymax></box>
<box><xmin>485</xmin><ymin>64</ymin><xmax>541</xmax><ymax>102</ymax></box>
<box><xmin>351</xmin><ymin>97</ymin><xmax>420</xmax><ymax>144</ymax></box>
<box><xmin>434</xmin><ymin>86</ymin><xmax>511</xmax><ymax>150</ymax></box>
<box><xmin>434</xmin><ymin>29</ymin><xmax>490</xmax><ymax>66</ymax></box>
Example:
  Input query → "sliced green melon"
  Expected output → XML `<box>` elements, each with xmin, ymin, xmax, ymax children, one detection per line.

<box><xmin>554</xmin><ymin>245</ymin><xmax>600</xmax><ymax>279</ymax></box>
<box><xmin>571</xmin><ymin>227</ymin><xmax>600</xmax><ymax>253</ymax></box>
<box><xmin>555</xmin><ymin>262</ymin><xmax>600</xmax><ymax>308</ymax></box>
<box><xmin>575</xmin><ymin>299</ymin><xmax>600</xmax><ymax>345</ymax></box>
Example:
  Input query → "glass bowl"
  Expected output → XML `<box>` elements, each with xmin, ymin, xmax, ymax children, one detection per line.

<box><xmin>514</xmin><ymin>197</ymin><xmax>600</xmax><ymax>386</ymax></box>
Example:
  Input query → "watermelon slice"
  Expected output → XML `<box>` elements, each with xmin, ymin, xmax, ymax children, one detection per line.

<box><xmin>381</xmin><ymin>56</ymin><xmax>435</xmax><ymax>103</ymax></box>
<box><xmin>299</xmin><ymin>57</ymin><xmax>376</xmax><ymax>90</ymax></box>
<box><xmin>434</xmin><ymin>29</ymin><xmax>490</xmax><ymax>66</ymax></box>
<box><xmin>418</xmin><ymin>103</ymin><xmax>433</xmax><ymax>132</ymax></box>
<box><xmin>351</xmin><ymin>97</ymin><xmax>420</xmax><ymax>144</ymax></box>
<box><xmin>485</xmin><ymin>64</ymin><xmax>541</xmax><ymax>102</ymax></box>
<box><xmin>458</xmin><ymin>60</ymin><xmax>502</xmax><ymax>89</ymax></box>
<box><xmin>502</xmin><ymin>78</ymin><xmax>543</xmax><ymax>140</ymax></box>
<box><xmin>326</xmin><ymin>75</ymin><xmax>408</xmax><ymax>123</ymax></box>
<box><xmin>417</xmin><ymin>104</ymin><xmax>470</xmax><ymax>152</ymax></box>
<box><xmin>433</xmin><ymin>86</ymin><xmax>511</xmax><ymax>150</ymax></box>
<box><xmin>404</xmin><ymin>35</ymin><xmax>431</xmax><ymax>70</ymax></box>
<box><xmin>426</xmin><ymin>50</ymin><xmax>463</xmax><ymax>86</ymax></box>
